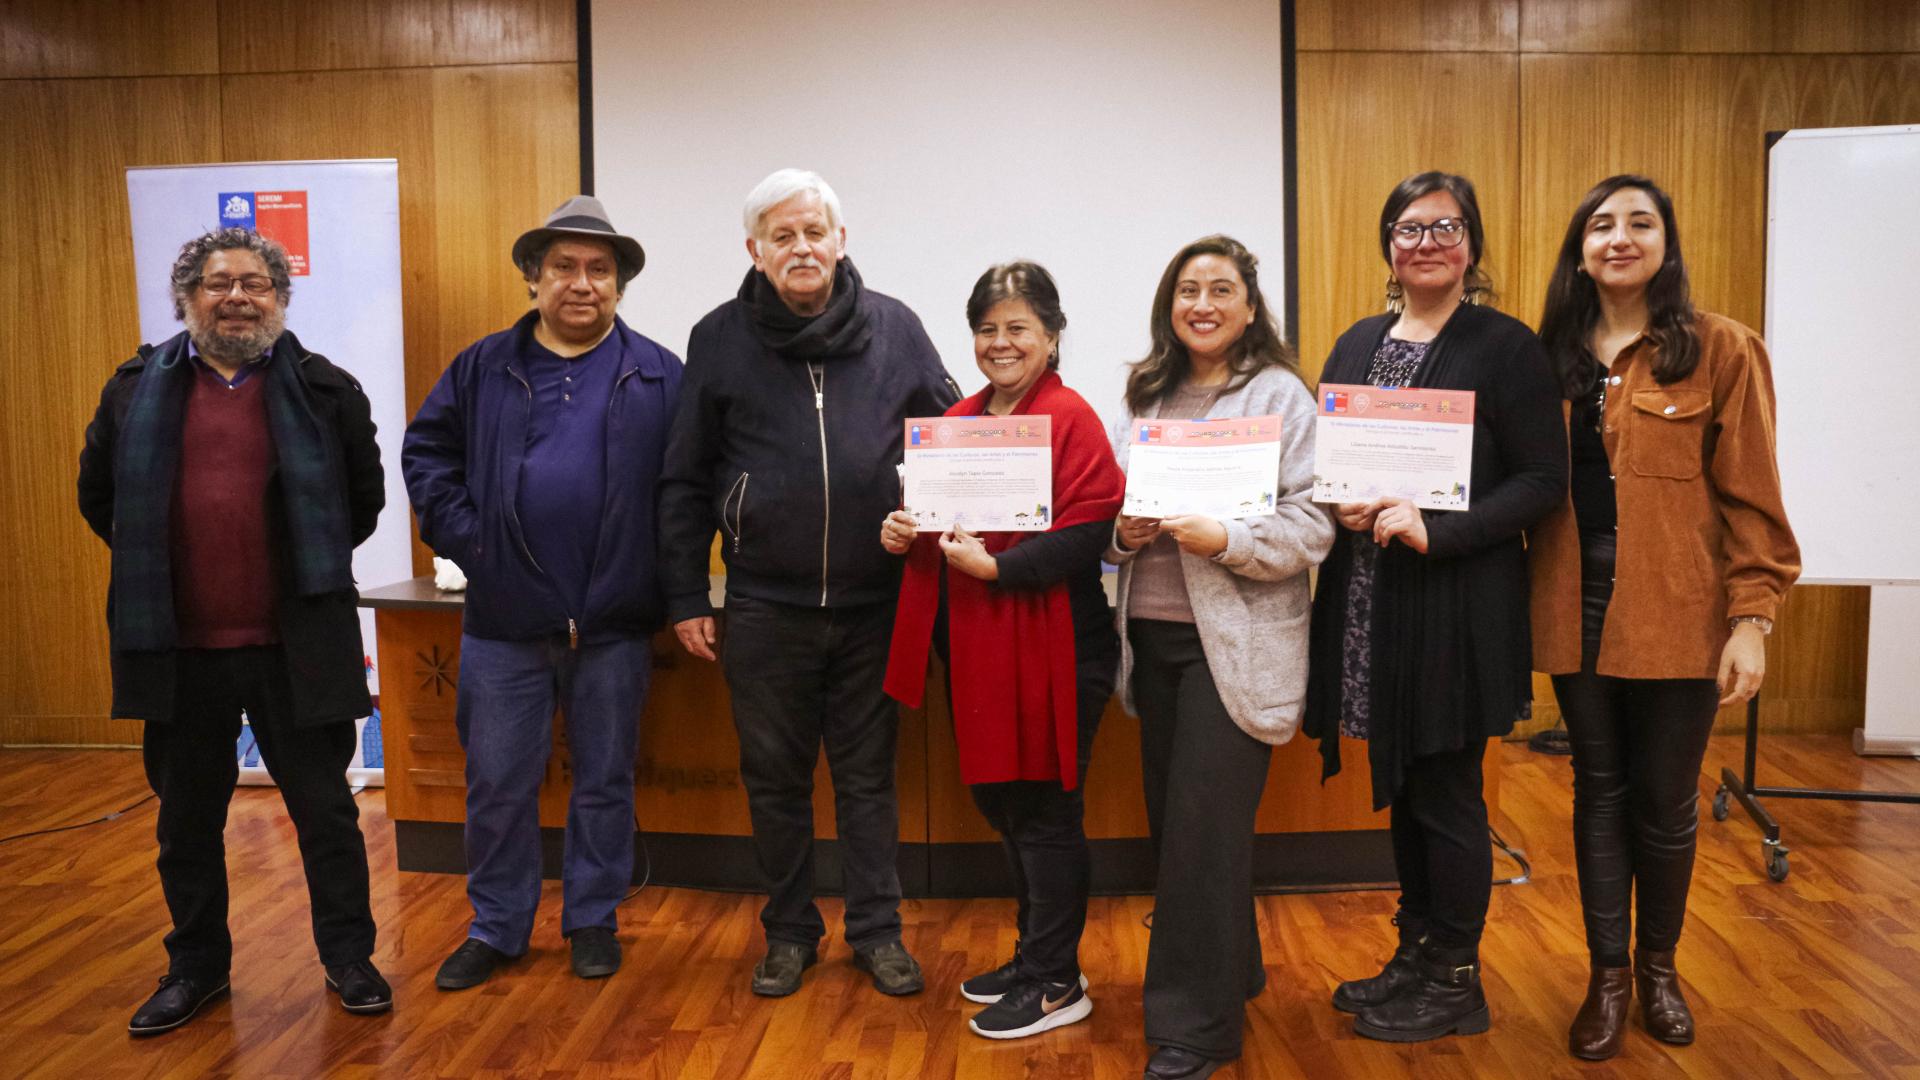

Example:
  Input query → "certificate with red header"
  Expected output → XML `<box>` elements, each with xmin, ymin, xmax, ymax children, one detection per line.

<box><xmin>902</xmin><ymin>416</ymin><xmax>1053</xmax><ymax>532</ymax></box>
<box><xmin>1122</xmin><ymin>414</ymin><xmax>1283</xmax><ymax>520</ymax></box>
<box><xmin>1313</xmin><ymin>385</ymin><xmax>1476</xmax><ymax>510</ymax></box>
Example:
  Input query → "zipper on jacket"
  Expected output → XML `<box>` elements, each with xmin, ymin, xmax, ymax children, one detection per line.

<box><xmin>505</xmin><ymin>367</ymin><xmax>548</xmax><ymax>577</ymax></box>
<box><xmin>569</xmin><ymin>618</ymin><xmax>579</xmax><ymax>649</ymax></box>
<box><xmin>723</xmin><ymin>473</ymin><xmax>750</xmax><ymax>554</ymax></box>
<box><xmin>808</xmin><ymin>362</ymin><xmax>830</xmax><ymax>606</ymax></box>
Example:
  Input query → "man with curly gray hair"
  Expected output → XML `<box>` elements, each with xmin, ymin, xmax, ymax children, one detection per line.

<box><xmin>79</xmin><ymin>226</ymin><xmax>391</xmax><ymax>1035</ymax></box>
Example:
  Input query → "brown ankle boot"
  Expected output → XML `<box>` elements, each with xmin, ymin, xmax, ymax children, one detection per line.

<box><xmin>1634</xmin><ymin>948</ymin><xmax>1694</xmax><ymax>1045</ymax></box>
<box><xmin>1568</xmin><ymin>964</ymin><xmax>1632</xmax><ymax>1060</ymax></box>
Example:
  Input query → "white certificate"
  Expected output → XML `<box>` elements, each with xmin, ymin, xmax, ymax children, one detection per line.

<box><xmin>902</xmin><ymin>415</ymin><xmax>1053</xmax><ymax>532</ymax></box>
<box><xmin>1313</xmin><ymin>384</ymin><xmax>1475</xmax><ymax>510</ymax></box>
<box><xmin>1122</xmin><ymin>414</ymin><xmax>1284</xmax><ymax>520</ymax></box>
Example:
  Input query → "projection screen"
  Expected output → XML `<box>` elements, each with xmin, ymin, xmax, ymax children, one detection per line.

<box><xmin>587</xmin><ymin>0</ymin><xmax>1296</xmax><ymax>431</ymax></box>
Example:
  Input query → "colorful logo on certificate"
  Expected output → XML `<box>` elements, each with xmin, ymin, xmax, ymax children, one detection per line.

<box><xmin>1324</xmin><ymin>390</ymin><xmax>1348</xmax><ymax>413</ymax></box>
<box><xmin>216</xmin><ymin>190</ymin><xmax>311</xmax><ymax>275</ymax></box>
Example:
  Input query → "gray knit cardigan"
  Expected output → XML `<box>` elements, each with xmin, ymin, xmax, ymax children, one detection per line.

<box><xmin>1107</xmin><ymin>365</ymin><xmax>1335</xmax><ymax>744</ymax></box>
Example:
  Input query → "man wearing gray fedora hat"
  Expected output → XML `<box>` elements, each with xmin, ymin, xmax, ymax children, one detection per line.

<box><xmin>403</xmin><ymin>195</ymin><xmax>681</xmax><ymax>989</ymax></box>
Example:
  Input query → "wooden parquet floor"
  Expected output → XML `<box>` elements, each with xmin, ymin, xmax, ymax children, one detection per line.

<box><xmin>3</xmin><ymin>736</ymin><xmax>1918</xmax><ymax>1079</ymax></box>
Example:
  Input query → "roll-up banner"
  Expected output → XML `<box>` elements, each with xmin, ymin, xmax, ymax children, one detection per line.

<box><xmin>126</xmin><ymin>160</ymin><xmax>407</xmax><ymax>787</ymax></box>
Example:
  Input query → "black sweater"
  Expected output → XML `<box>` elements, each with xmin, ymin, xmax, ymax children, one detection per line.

<box><xmin>1303</xmin><ymin>302</ymin><xmax>1568</xmax><ymax>809</ymax></box>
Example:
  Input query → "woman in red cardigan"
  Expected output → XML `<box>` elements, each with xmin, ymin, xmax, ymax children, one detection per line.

<box><xmin>882</xmin><ymin>261</ymin><xmax>1124</xmax><ymax>1042</ymax></box>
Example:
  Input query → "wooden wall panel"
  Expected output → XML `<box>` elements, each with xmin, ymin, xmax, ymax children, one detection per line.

<box><xmin>0</xmin><ymin>76</ymin><xmax>223</xmax><ymax>747</ymax></box>
<box><xmin>215</xmin><ymin>0</ymin><xmax>575</xmax><ymax>73</ymax></box>
<box><xmin>1296</xmin><ymin>0</ymin><xmax>1517</xmax><ymax>52</ymax></box>
<box><xmin>0</xmin><ymin>0</ymin><xmax>215</xmax><ymax>78</ymax></box>
<box><xmin>1521</xmin><ymin>0</ymin><xmax>1920</xmax><ymax>55</ymax></box>
<box><xmin>218</xmin><ymin>62</ymin><xmax>580</xmax><ymax>575</ymax></box>
<box><xmin>1294</xmin><ymin>51</ymin><xmax>1521</xmax><ymax>379</ymax></box>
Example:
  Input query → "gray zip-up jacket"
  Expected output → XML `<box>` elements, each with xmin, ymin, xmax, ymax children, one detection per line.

<box><xmin>1107</xmin><ymin>365</ymin><xmax>1334</xmax><ymax>744</ymax></box>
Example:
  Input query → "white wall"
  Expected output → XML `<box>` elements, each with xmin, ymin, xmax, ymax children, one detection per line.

<box><xmin>591</xmin><ymin>0</ymin><xmax>1288</xmax><ymax>428</ymax></box>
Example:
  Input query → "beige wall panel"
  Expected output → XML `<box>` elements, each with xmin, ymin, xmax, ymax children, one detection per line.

<box><xmin>1297</xmin><ymin>0</ymin><xmax>1517</xmax><ymax>52</ymax></box>
<box><xmin>219</xmin><ymin>63</ymin><xmax>579</xmax><ymax>574</ymax></box>
<box><xmin>216</xmin><ymin>0</ymin><xmax>575</xmax><ymax>73</ymax></box>
<box><xmin>0</xmin><ymin>77</ymin><xmax>222</xmax><ymax>744</ymax></box>
<box><xmin>1295</xmin><ymin>51</ymin><xmax>1520</xmax><ymax>380</ymax></box>
<box><xmin>1522</xmin><ymin>0</ymin><xmax>1920</xmax><ymax>54</ymax></box>
<box><xmin>0</xmin><ymin>0</ymin><xmax>215</xmax><ymax>78</ymax></box>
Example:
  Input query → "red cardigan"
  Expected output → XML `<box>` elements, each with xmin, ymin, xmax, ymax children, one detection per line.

<box><xmin>884</xmin><ymin>371</ymin><xmax>1124</xmax><ymax>789</ymax></box>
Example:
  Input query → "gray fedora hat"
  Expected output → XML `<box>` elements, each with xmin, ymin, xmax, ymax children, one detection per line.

<box><xmin>512</xmin><ymin>195</ymin><xmax>646</xmax><ymax>285</ymax></box>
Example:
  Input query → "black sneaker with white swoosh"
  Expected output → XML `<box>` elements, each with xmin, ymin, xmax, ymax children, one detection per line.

<box><xmin>967</xmin><ymin>977</ymin><xmax>1092</xmax><ymax>1039</ymax></box>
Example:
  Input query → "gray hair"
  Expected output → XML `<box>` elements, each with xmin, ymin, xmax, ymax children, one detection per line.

<box><xmin>169</xmin><ymin>227</ymin><xmax>294</xmax><ymax>320</ymax></box>
<box><xmin>742</xmin><ymin>168</ymin><xmax>843</xmax><ymax>238</ymax></box>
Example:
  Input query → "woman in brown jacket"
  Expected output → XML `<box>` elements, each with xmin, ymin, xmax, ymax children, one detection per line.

<box><xmin>1533</xmin><ymin>175</ymin><xmax>1800</xmax><ymax>1061</ymax></box>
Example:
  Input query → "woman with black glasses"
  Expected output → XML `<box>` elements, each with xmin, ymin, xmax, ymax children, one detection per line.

<box><xmin>1304</xmin><ymin>171</ymin><xmax>1566</xmax><ymax>1044</ymax></box>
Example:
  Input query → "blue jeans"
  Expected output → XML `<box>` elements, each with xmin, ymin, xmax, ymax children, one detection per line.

<box><xmin>454</xmin><ymin>633</ymin><xmax>650</xmax><ymax>954</ymax></box>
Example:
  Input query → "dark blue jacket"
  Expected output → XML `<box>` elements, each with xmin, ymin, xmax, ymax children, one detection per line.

<box><xmin>403</xmin><ymin>312</ymin><xmax>683</xmax><ymax>641</ymax></box>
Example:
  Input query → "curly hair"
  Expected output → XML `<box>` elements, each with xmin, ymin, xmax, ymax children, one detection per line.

<box><xmin>169</xmin><ymin>227</ymin><xmax>294</xmax><ymax>320</ymax></box>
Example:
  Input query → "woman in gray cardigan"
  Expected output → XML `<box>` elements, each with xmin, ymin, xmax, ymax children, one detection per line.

<box><xmin>1108</xmin><ymin>236</ymin><xmax>1334</xmax><ymax>1080</ymax></box>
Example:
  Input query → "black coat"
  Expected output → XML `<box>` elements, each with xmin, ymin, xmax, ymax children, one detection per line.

<box><xmin>657</xmin><ymin>278</ymin><xmax>958</xmax><ymax>619</ymax></box>
<box><xmin>1303</xmin><ymin>302</ymin><xmax>1568</xmax><ymax>808</ymax></box>
<box><xmin>77</xmin><ymin>331</ymin><xmax>385</xmax><ymax>726</ymax></box>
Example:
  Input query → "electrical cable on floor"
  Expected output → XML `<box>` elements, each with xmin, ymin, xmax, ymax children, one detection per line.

<box><xmin>621</xmin><ymin>813</ymin><xmax>651</xmax><ymax>903</ymax></box>
<box><xmin>0</xmin><ymin>793</ymin><xmax>156</xmax><ymax>846</ymax></box>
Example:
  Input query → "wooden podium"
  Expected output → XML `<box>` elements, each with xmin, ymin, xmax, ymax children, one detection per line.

<box><xmin>362</xmin><ymin>577</ymin><xmax>1497</xmax><ymax>896</ymax></box>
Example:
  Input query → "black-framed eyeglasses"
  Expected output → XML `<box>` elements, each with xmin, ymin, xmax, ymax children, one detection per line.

<box><xmin>1388</xmin><ymin>218</ymin><xmax>1469</xmax><ymax>250</ymax></box>
<box><xmin>199</xmin><ymin>275</ymin><xmax>276</xmax><ymax>298</ymax></box>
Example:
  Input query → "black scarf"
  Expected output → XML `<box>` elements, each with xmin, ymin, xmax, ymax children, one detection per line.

<box><xmin>740</xmin><ymin>258</ymin><xmax>874</xmax><ymax>359</ymax></box>
<box><xmin>112</xmin><ymin>331</ymin><xmax>354</xmax><ymax>652</ymax></box>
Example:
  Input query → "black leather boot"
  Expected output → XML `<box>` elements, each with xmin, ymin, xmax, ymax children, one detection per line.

<box><xmin>1331</xmin><ymin>915</ymin><xmax>1425</xmax><ymax>1013</ymax></box>
<box><xmin>1352</xmin><ymin>944</ymin><xmax>1490</xmax><ymax>1043</ymax></box>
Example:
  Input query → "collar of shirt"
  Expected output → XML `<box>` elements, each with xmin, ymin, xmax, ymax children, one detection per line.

<box><xmin>186</xmin><ymin>338</ymin><xmax>272</xmax><ymax>387</ymax></box>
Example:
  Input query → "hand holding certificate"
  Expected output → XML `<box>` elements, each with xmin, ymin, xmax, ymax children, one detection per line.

<box><xmin>1122</xmin><ymin>414</ymin><xmax>1284</xmax><ymax>520</ymax></box>
<box><xmin>1312</xmin><ymin>385</ymin><xmax>1475</xmax><ymax>510</ymax></box>
<box><xmin>901</xmin><ymin>415</ymin><xmax>1053</xmax><ymax>532</ymax></box>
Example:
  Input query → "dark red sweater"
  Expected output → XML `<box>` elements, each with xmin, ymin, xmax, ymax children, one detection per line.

<box><xmin>171</xmin><ymin>366</ymin><xmax>278</xmax><ymax>647</ymax></box>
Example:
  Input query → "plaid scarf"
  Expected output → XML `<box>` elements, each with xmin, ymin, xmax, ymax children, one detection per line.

<box><xmin>112</xmin><ymin>331</ymin><xmax>353</xmax><ymax>652</ymax></box>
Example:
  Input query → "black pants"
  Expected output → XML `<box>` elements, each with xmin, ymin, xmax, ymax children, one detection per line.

<box><xmin>142</xmin><ymin>647</ymin><xmax>376</xmax><ymax>981</ymax></box>
<box><xmin>721</xmin><ymin>594</ymin><xmax>903</xmax><ymax>951</ymax></box>
<box><xmin>1390</xmin><ymin>742</ymin><xmax>1492</xmax><ymax>950</ymax></box>
<box><xmin>1553</xmin><ymin>648</ymin><xmax>1718</xmax><ymax>966</ymax></box>
<box><xmin>965</xmin><ymin>643</ymin><xmax>1109</xmax><ymax>987</ymax></box>
<box><xmin>1129</xmin><ymin>619</ymin><xmax>1271</xmax><ymax>1059</ymax></box>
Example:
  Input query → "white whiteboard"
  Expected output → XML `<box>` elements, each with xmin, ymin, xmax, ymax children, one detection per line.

<box><xmin>588</xmin><ymin>0</ymin><xmax>1289</xmax><ymax>431</ymax></box>
<box><xmin>1765</xmin><ymin>126</ymin><xmax>1920</xmax><ymax>585</ymax></box>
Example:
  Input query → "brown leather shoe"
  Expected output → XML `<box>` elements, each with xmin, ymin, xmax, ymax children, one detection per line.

<box><xmin>1568</xmin><ymin>964</ymin><xmax>1632</xmax><ymax>1060</ymax></box>
<box><xmin>1634</xmin><ymin>948</ymin><xmax>1695</xmax><ymax>1045</ymax></box>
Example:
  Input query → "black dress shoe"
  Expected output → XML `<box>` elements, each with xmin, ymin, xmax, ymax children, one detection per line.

<box><xmin>569</xmin><ymin>927</ymin><xmax>621</xmax><ymax>979</ymax></box>
<box><xmin>751</xmin><ymin>941</ymin><xmax>818</xmax><ymax>997</ymax></box>
<box><xmin>128</xmin><ymin>974</ymin><xmax>230</xmax><ymax>1037</ymax></box>
<box><xmin>436</xmin><ymin>938</ymin><xmax>511</xmax><ymax>991</ymax></box>
<box><xmin>324</xmin><ymin>959</ymin><xmax>393</xmax><ymax>1014</ymax></box>
<box><xmin>1144</xmin><ymin>1045</ymin><xmax>1224</xmax><ymax>1080</ymax></box>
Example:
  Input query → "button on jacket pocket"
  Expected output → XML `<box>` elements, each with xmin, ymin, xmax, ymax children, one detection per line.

<box><xmin>1627</xmin><ymin>389</ymin><xmax>1710</xmax><ymax>480</ymax></box>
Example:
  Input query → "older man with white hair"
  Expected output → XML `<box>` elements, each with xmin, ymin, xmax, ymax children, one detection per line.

<box><xmin>659</xmin><ymin>168</ymin><xmax>957</xmax><ymax>997</ymax></box>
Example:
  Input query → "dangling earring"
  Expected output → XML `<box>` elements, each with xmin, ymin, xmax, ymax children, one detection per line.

<box><xmin>1385</xmin><ymin>276</ymin><xmax>1405</xmax><ymax>315</ymax></box>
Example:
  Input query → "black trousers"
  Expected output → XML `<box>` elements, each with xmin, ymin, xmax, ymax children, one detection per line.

<box><xmin>721</xmin><ymin>594</ymin><xmax>903</xmax><ymax>951</ymax></box>
<box><xmin>1129</xmin><ymin>619</ymin><xmax>1271</xmax><ymax>1059</ymax></box>
<box><xmin>142</xmin><ymin>647</ymin><xmax>376</xmax><ymax>981</ymax></box>
<box><xmin>1552</xmin><ymin>647</ymin><xmax>1719</xmax><ymax>966</ymax></box>
<box><xmin>965</xmin><ymin>644</ymin><xmax>1108</xmax><ymax>988</ymax></box>
<box><xmin>1390</xmin><ymin>742</ymin><xmax>1492</xmax><ymax>950</ymax></box>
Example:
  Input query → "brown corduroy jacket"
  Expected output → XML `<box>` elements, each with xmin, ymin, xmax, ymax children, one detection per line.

<box><xmin>1531</xmin><ymin>311</ymin><xmax>1801</xmax><ymax>679</ymax></box>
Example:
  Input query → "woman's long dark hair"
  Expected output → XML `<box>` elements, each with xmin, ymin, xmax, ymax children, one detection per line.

<box><xmin>1124</xmin><ymin>234</ymin><xmax>1297</xmax><ymax>417</ymax></box>
<box><xmin>1538</xmin><ymin>174</ymin><xmax>1699</xmax><ymax>398</ymax></box>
